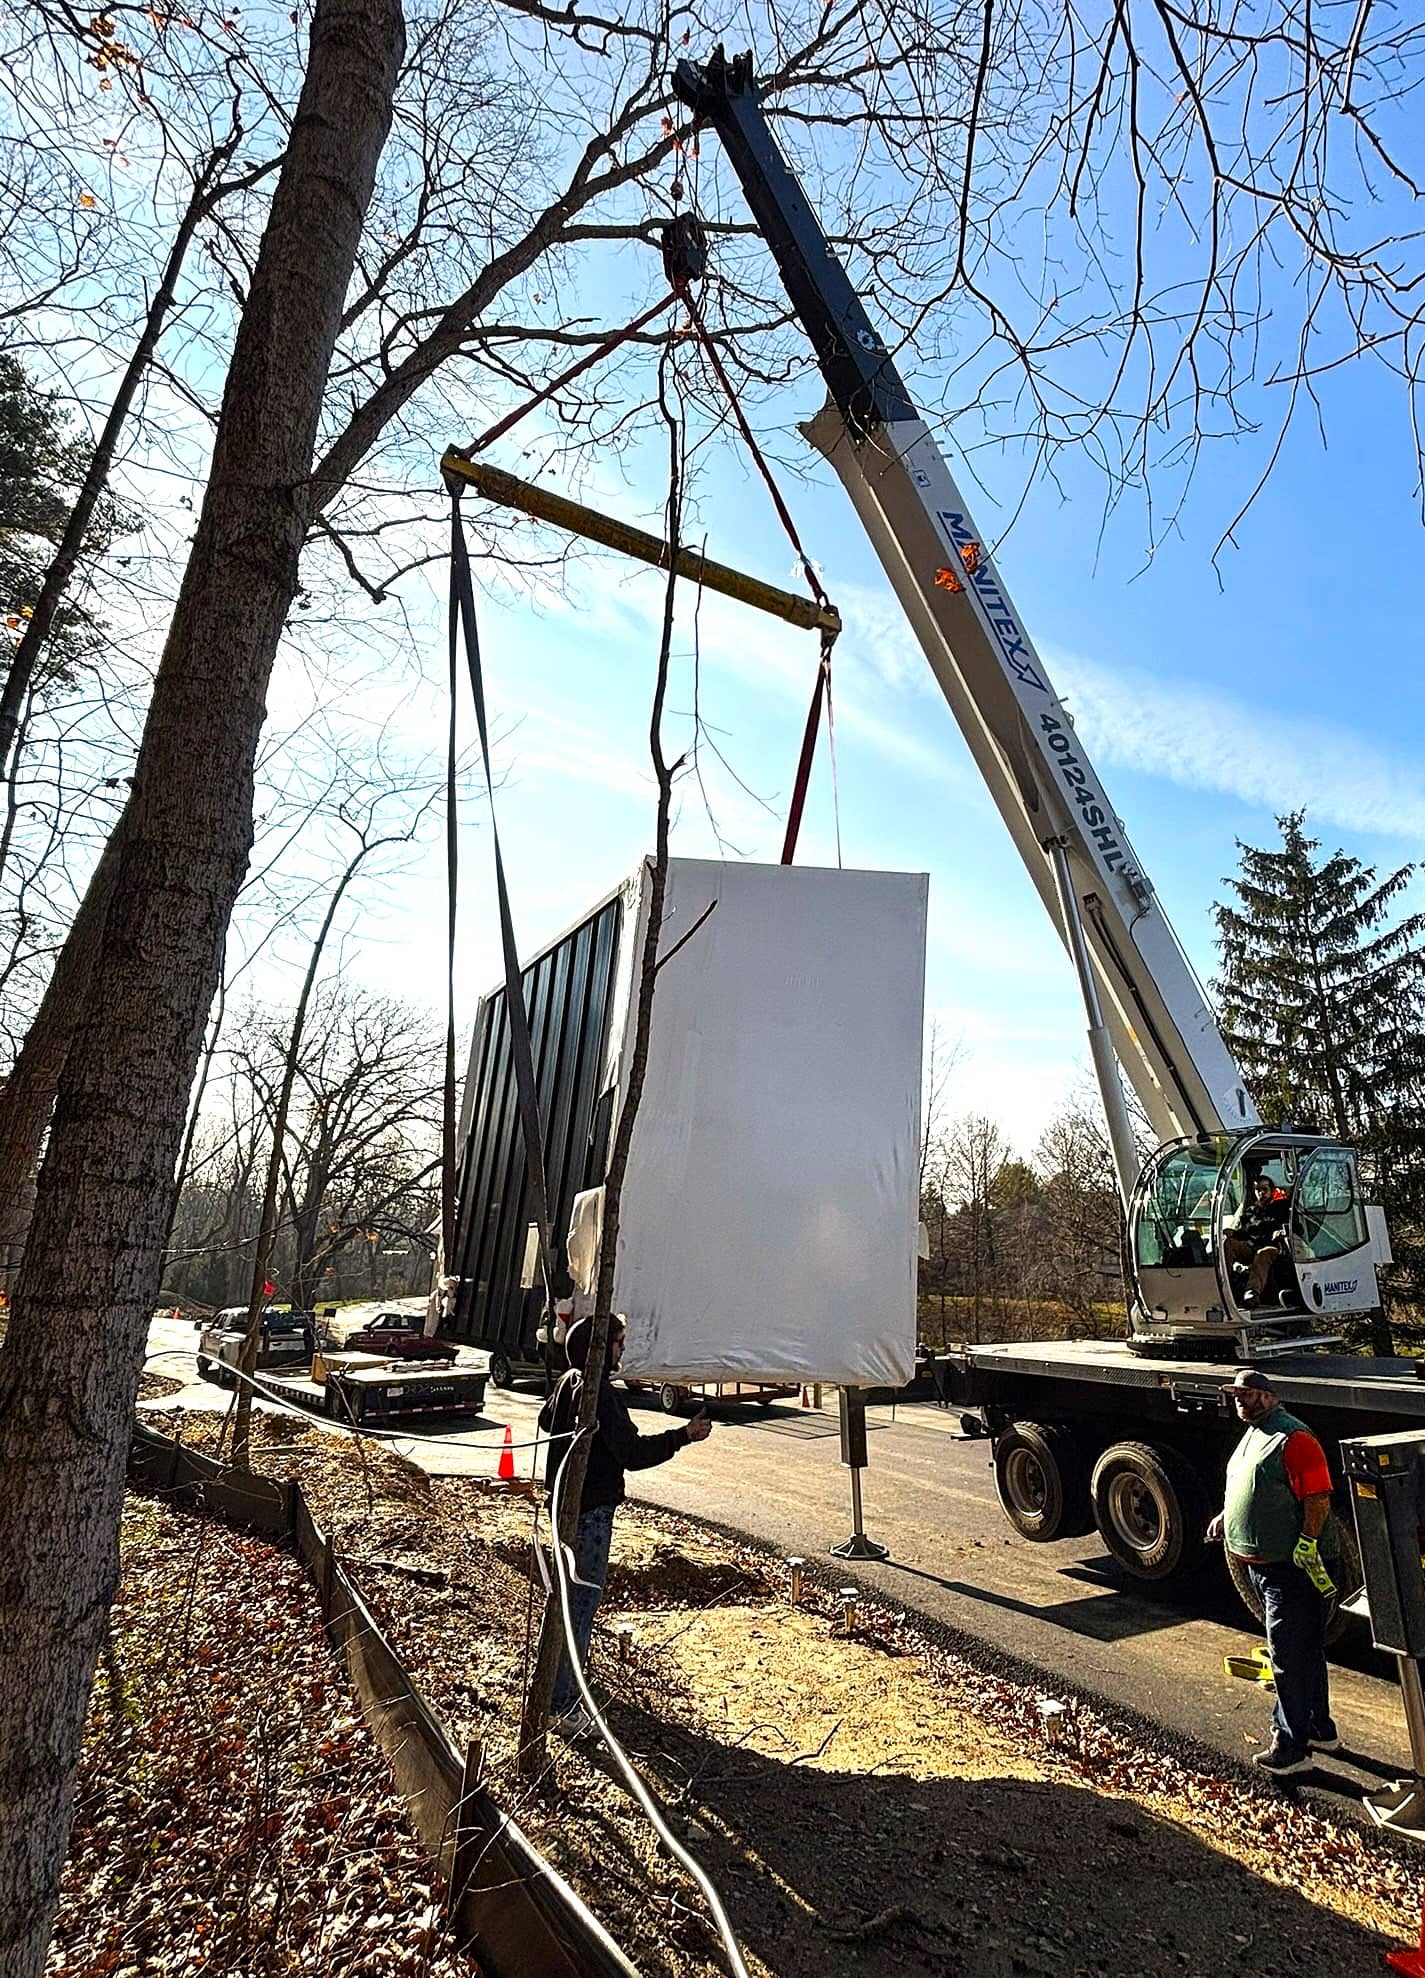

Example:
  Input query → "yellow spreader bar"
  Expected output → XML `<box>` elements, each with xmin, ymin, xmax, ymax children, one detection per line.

<box><xmin>440</xmin><ymin>450</ymin><xmax>841</xmax><ymax>641</ymax></box>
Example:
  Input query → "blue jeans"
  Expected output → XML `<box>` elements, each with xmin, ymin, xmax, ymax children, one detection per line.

<box><xmin>552</xmin><ymin>1503</ymin><xmax>615</xmax><ymax>1714</ymax></box>
<box><xmin>1247</xmin><ymin>1559</ymin><xmax>1335</xmax><ymax>1759</ymax></box>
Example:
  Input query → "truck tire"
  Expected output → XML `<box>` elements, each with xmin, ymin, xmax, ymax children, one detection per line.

<box><xmin>1225</xmin><ymin>1514</ymin><xmax>1364</xmax><ymax>1648</ymax></box>
<box><xmin>488</xmin><ymin>1350</ymin><xmax>513</xmax><ymax>1390</ymax></box>
<box><xmin>1090</xmin><ymin>1441</ymin><xmax>1207</xmax><ymax>1581</ymax></box>
<box><xmin>196</xmin><ymin>1356</ymin><xmax>214</xmax><ymax>1382</ymax></box>
<box><xmin>658</xmin><ymin>1382</ymin><xmax>686</xmax><ymax>1415</ymax></box>
<box><xmin>993</xmin><ymin>1421</ymin><xmax>1093</xmax><ymax>1542</ymax></box>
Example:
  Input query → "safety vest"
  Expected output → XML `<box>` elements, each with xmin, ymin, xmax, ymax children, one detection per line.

<box><xmin>1223</xmin><ymin>1405</ymin><xmax>1336</xmax><ymax>1564</ymax></box>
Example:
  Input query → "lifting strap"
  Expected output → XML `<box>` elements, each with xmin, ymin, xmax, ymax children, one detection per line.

<box><xmin>443</xmin><ymin>229</ymin><xmax>841</xmax><ymax>870</ymax></box>
<box><xmin>446</xmin><ymin>494</ymin><xmax>558</xmax><ymax>1305</ymax></box>
<box><xmin>678</xmin><ymin>281</ymin><xmax>839</xmax><ymax>864</ymax></box>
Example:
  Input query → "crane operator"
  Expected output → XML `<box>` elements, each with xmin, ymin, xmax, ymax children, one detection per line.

<box><xmin>1224</xmin><ymin>1173</ymin><xmax>1291</xmax><ymax>1308</ymax></box>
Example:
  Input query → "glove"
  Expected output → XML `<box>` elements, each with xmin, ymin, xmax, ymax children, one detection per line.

<box><xmin>1293</xmin><ymin>1535</ymin><xmax>1336</xmax><ymax>1597</ymax></box>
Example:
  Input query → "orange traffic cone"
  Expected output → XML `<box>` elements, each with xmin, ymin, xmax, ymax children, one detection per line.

<box><xmin>1388</xmin><ymin>1880</ymin><xmax>1425</xmax><ymax>1976</ymax></box>
<box><xmin>801</xmin><ymin>1386</ymin><xmax>811</xmax><ymax>1409</ymax></box>
<box><xmin>497</xmin><ymin>1424</ymin><xmax>516</xmax><ymax>1482</ymax></box>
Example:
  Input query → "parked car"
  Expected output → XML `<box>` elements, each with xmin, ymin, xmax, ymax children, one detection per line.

<box><xmin>342</xmin><ymin>1310</ymin><xmax>455</xmax><ymax>1362</ymax></box>
<box><xmin>197</xmin><ymin>1308</ymin><xmax>315</xmax><ymax>1387</ymax></box>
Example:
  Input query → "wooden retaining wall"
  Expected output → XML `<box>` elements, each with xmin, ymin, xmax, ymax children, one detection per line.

<box><xmin>128</xmin><ymin>1420</ymin><xmax>638</xmax><ymax>1978</ymax></box>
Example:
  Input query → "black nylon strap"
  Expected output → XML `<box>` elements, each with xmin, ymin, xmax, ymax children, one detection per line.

<box><xmin>448</xmin><ymin>494</ymin><xmax>558</xmax><ymax>1301</ymax></box>
<box><xmin>441</xmin><ymin>524</ymin><xmax>460</xmax><ymax>1279</ymax></box>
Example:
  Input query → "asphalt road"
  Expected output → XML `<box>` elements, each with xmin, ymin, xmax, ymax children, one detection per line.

<box><xmin>143</xmin><ymin>1314</ymin><xmax>1414</xmax><ymax>1801</ymax></box>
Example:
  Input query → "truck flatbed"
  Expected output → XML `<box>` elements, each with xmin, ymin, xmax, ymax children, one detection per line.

<box><xmin>944</xmin><ymin>1340</ymin><xmax>1425</xmax><ymax>1423</ymax></box>
<box><xmin>266</xmin><ymin>1360</ymin><xmax>487</xmax><ymax>1427</ymax></box>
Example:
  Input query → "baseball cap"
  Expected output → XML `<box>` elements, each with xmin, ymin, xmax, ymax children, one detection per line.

<box><xmin>1220</xmin><ymin>1368</ymin><xmax>1275</xmax><ymax>1395</ymax></box>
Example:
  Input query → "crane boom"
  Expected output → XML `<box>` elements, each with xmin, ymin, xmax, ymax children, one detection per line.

<box><xmin>673</xmin><ymin>50</ymin><xmax>1259</xmax><ymax>1197</ymax></box>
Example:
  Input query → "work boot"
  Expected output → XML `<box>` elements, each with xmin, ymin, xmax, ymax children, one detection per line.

<box><xmin>552</xmin><ymin>1700</ymin><xmax>598</xmax><ymax>1739</ymax></box>
<box><xmin>1254</xmin><ymin>1740</ymin><xmax>1311</xmax><ymax>1777</ymax></box>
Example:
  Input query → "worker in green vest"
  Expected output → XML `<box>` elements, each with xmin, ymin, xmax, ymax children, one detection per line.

<box><xmin>1208</xmin><ymin>1367</ymin><xmax>1341</xmax><ymax>1778</ymax></box>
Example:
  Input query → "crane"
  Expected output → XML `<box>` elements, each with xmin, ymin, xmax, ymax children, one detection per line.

<box><xmin>674</xmin><ymin>47</ymin><xmax>1391</xmax><ymax>1356</ymax></box>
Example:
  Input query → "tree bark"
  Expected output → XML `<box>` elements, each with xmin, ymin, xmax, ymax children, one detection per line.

<box><xmin>0</xmin><ymin>820</ymin><xmax>125</xmax><ymax>1281</ymax></box>
<box><xmin>0</xmin><ymin>3</ymin><xmax>404</xmax><ymax>1968</ymax></box>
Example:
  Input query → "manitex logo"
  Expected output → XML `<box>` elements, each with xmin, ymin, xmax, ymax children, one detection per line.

<box><xmin>939</xmin><ymin>511</ymin><xmax>1049</xmax><ymax>694</ymax></box>
<box><xmin>1324</xmin><ymin>1278</ymin><xmax>1360</xmax><ymax>1298</ymax></box>
<box><xmin>937</xmin><ymin>508</ymin><xmax>1131</xmax><ymax>879</ymax></box>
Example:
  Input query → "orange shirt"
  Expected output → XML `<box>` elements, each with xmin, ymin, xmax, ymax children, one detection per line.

<box><xmin>1282</xmin><ymin>1429</ymin><xmax>1332</xmax><ymax>1500</ymax></box>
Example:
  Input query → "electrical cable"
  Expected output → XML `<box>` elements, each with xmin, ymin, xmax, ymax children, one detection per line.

<box><xmin>142</xmin><ymin>1347</ymin><xmax>572</xmax><ymax>1459</ymax></box>
<box><xmin>547</xmin><ymin>1429</ymin><xmax>752</xmax><ymax>1978</ymax></box>
<box><xmin>144</xmin><ymin>1347</ymin><xmax>749</xmax><ymax>1972</ymax></box>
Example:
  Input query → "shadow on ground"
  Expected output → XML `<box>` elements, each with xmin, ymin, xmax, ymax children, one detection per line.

<box><xmin>594</xmin><ymin>1700</ymin><xmax>1398</xmax><ymax>1978</ymax></box>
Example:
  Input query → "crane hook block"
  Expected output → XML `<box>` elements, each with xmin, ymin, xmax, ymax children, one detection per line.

<box><xmin>661</xmin><ymin>212</ymin><xmax>708</xmax><ymax>289</ymax></box>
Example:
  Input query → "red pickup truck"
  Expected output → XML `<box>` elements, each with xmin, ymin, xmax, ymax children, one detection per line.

<box><xmin>343</xmin><ymin>1311</ymin><xmax>456</xmax><ymax>1362</ymax></box>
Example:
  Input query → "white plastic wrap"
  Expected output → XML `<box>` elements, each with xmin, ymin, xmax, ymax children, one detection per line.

<box><xmin>611</xmin><ymin>859</ymin><xmax>927</xmax><ymax>1388</ymax></box>
<box><xmin>567</xmin><ymin>1186</ymin><xmax>604</xmax><ymax>1298</ymax></box>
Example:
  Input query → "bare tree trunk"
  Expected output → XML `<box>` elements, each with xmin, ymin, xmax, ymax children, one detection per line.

<box><xmin>0</xmin><ymin>132</ymin><xmax>274</xmax><ymax>799</ymax></box>
<box><xmin>0</xmin><ymin>821</ymin><xmax>124</xmax><ymax>1282</ymax></box>
<box><xmin>0</xmin><ymin>3</ymin><xmax>403</xmax><ymax>1966</ymax></box>
<box><xmin>518</xmin><ymin>382</ymin><xmax>684</xmax><ymax>1780</ymax></box>
<box><xmin>230</xmin><ymin>830</ymin><xmax>401</xmax><ymax>1467</ymax></box>
<box><xmin>171</xmin><ymin>967</ymin><xmax>228</xmax><ymax>1206</ymax></box>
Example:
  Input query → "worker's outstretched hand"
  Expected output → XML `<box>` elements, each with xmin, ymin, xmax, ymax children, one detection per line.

<box><xmin>685</xmin><ymin>1411</ymin><xmax>712</xmax><ymax>1444</ymax></box>
<box><xmin>1293</xmin><ymin>1535</ymin><xmax>1336</xmax><ymax>1597</ymax></box>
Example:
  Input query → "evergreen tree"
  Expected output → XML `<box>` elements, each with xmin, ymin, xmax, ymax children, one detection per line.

<box><xmin>1214</xmin><ymin>810</ymin><xmax>1425</xmax><ymax>1333</ymax></box>
<box><xmin>0</xmin><ymin>351</ymin><xmax>129</xmax><ymax>700</ymax></box>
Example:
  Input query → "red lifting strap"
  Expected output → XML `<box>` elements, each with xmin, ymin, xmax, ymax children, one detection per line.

<box><xmin>678</xmin><ymin>284</ymin><xmax>839</xmax><ymax>865</ymax></box>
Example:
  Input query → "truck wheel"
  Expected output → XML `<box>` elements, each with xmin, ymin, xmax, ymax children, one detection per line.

<box><xmin>993</xmin><ymin>1422</ymin><xmax>1093</xmax><ymax>1542</ymax></box>
<box><xmin>1225</xmin><ymin>1515</ymin><xmax>1363</xmax><ymax>1648</ymax></box>
<box><xmin>196</xmin><ymin>1356</ymin><xmax>213</xmax><ymax>1382</ymax></box>
<box><xmin>1090</xmin><ymin>1441</ymin><xmax>1207</xmax><ymax>1581</ymax></box>
<box><xmin>488</xmin><ymin>1350</ymin><xmax>513</xmax><ymax>1390</ymax></box>
<box><xmin>658</xmin><ymin>1382</ymin><xmax>686</xmax><ymax>1414</ymax></box>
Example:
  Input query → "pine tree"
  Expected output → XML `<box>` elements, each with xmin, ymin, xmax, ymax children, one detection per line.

<box><xmin>1213</xmin><ymin>810</ymin><xmax>1425</xmax><ymax>1334</ymax></box>
<box><xmin>0</xmin><ymin>352</ymin><xmax>130</xmax><ymax>700</ymax></box>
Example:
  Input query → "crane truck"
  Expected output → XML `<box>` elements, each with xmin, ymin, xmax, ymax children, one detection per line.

<box><xmin>675</xmin><ymin>47</ymin><xmax>1425</xmax><ymax>1620</ymax></box>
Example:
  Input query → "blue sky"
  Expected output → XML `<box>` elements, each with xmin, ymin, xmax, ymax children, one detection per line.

<box><xmin>338</xmin><ymin>294</ymin><xmax>1423</xmax><ymax>1161</ymax></box>
<box><xmin>258</xmin><ymin>88</ymin><xmax>1424</xmax><ymax>1165</ymax></box>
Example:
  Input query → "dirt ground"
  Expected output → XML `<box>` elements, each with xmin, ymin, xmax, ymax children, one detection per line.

<box><xmin>139</xmin><ymin>1406</ymin><xmax>1422</xmax><ymax>1978</ymax></box>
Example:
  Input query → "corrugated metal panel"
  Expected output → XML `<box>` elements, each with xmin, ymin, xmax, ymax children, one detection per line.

<box><xmin>450</xmin><ymin>895</ymin><xmax>622</xmax><ymax>1354</ymax></box>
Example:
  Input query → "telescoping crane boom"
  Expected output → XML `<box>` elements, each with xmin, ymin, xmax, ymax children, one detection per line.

<box><xmin>674</xmin><ymin>48</ymin><xmax>1392</xmax><ymax>1356</ymax></box>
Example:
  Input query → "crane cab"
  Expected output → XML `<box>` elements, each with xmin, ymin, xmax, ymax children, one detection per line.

<box><xmin>1127</xmin><ymin>1130</ymin><xmax>1390</xmax><ymax>1356</ymax></box>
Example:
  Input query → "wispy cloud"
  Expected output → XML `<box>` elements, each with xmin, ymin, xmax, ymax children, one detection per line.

<box><xmin>1047</xmin><ymin>646</ymin><xmax>1425</xmax><ymax>842</ymax></box>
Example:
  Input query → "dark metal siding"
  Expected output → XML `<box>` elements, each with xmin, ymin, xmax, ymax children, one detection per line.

<box><xmin>449</xmin><ymin>895</ymin><xmax>623</xmax><ymax>1355</ymax></box>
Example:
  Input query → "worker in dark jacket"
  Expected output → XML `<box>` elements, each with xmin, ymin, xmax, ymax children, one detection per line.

<box><xmin>539</xmin><ymin>1315</ymin><xmax>710</xmax><ymax>1730</ymax></box>
<box><xmin>1208</xmin><ymin>1368</ymin><xmax>1341</xmax><ymax>1776</ymax></box>
<box><xmin>1223</xmin><ymin>1173</ymin><xmax>1291</xmax><ymax>1306</ymax></box>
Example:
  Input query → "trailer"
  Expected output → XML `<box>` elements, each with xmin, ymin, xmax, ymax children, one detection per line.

<box><xmin>623</xmin><ymin>1377</ymin><xmax>800</xmax><ymax>1415</ymax></box>
<box><xmin>448</xmin><ymin>856</ymin><xmax>925</xmax><ymax>1395</ymax></box>
<box><xmin>265</xmin><ymin>1358</ymin><xmax>487</xmax><ymax>1428</ymax></box>
<box><xmin>940</xmin><ymin>1339</ymin><xmax>1425</xmax><ymax>1631</ymax></box>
